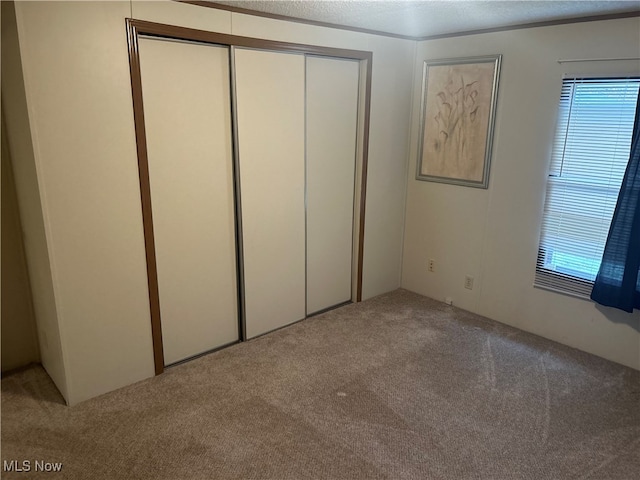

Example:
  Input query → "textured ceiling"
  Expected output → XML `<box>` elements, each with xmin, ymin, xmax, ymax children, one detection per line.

<box><xmin>212</xmin><ymin>0</ymin><xmax>640</xmax><ymax>38</ymax></box>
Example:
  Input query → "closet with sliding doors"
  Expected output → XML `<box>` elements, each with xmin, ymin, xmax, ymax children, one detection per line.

<box><xmin>127</xmin><ymin>20</ymin><xmax>372</xmax><ymax>374</ymax></box>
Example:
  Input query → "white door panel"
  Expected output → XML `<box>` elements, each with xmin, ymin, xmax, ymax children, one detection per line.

<box><xmin>234</xmin><ymin>48</ymin><xmax>306</xmax><ymax>339</ymax></box>
<box><xmin>139</xmin><ymin>38</ymin><xmax>238</xmax><ymax>365</ymax></box>
<box><xmin>306</xmin><ymin>56</ymin><xmax>360</xmax><ymax>315</ymax></box>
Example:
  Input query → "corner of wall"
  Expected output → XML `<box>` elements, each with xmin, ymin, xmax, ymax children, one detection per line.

<box><xmin>1</xmin><ymin>108</ymin><xmax>41</xmax><ymax>372</ymax></box>
<box><xmin>1</xmin><ymin>0</ymin><xmax>70</xmax><ymax>403</ymax></box>
<box><xmin>398</xmin><ymin>39</ymin><xmax>420</xmax><ymax>289</ymax></box>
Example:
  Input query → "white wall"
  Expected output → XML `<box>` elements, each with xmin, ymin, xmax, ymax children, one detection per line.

<box><xmin>9</xmin><ymin>0</ymin><xmax>414</xmax><ymax>404</ymax></box>
<box><xmin>402</xmin><ymin>17</ymin><xmax>640</xmax><ymax>370</ymax></box>
<box><xmin>10</xmin><ymin>1</ymin><xmax>162</xmax><ymax>404</ymax></box>
<box><xmin>2</xmin><ymin>1</ymin><xmax>68</xmax><ymax>395</ymax></box>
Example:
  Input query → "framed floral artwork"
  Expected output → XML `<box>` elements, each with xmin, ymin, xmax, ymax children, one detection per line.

<box><xmin>417</xmin><ymin>55</ymin><xmax>502</xmax><ymax>188</ymax></box>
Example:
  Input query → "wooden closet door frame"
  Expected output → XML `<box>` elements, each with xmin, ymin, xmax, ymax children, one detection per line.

<box><xmin>126</xmin><ymin>18</ymin><xmax>372</xmax><ymax>375</ymax></box>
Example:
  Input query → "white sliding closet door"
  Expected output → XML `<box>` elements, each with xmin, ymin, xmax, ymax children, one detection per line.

<box><xmin>306</xmin><ymin>56</ymin><xmax>360</xmax><ymax>315</ymax></box>
<box><xmin>139</xmin><ymin>38</ymin><xmax>238</xmax><ymax>365</ymax></box>
<box><xmin>234</xmin><ymin>49</ymin><xmax>306</xmax><ymax>339</ymax></box>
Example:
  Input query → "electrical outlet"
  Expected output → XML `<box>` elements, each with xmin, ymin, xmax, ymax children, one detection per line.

<box><xmin>428</xmin><ymin>259</ymin><xmax>435</xmax><ymax>272</ymax></box>
<box><xmin>464</xmin><ymin>275</ymin><xmax>474</xmax><ymax>290</ymax></box>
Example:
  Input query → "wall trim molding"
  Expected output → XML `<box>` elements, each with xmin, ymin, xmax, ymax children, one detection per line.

<box><xmin>177</xmin><ymin>0</ymin><xmax>417</xmax><ymax>40</ymax></box>
<box><xmin>176</xmin><ymin>1</ymin><xmax>640</xmax><ymax>42</ymax></box>
<box><xmin>416</xmin><ymin>10</ymin><xmax>640</xmax><ymax>41</ymax></box>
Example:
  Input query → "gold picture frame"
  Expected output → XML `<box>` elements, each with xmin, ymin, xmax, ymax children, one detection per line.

<box><xmin>417</xmin><ymin>55</ymin><xmax>502</xmax><ymax>188</ymax></box>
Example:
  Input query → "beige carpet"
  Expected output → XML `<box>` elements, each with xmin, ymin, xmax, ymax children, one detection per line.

<box><xmin>2</xmin><ymin>289</ymin><xmax>639</xmax><ymax>479</ymax></box>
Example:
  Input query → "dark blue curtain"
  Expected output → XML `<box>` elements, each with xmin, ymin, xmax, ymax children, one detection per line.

<box><xmin>590</xmin><ymin>96</ymin><xmax>640</xmax><ymax>313</ymax></box>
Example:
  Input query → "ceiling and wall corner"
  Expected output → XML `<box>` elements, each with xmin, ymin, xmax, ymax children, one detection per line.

<box><xmin>203</xmin><ymin>0</ymin><xmax>640</xmax><ymax>39</ymax></box>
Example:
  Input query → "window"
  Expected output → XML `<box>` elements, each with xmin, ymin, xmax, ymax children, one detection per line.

<box><xmin>535</xmin><ymin>76</ymin><xmax>640</xmax><ymax>297</ymax></box>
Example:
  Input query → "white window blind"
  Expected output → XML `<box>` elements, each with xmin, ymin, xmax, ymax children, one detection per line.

<box><xmin>535</xmin><ymin>77</ymin><xmax>639</xmax><ymax>298</ymax></box>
